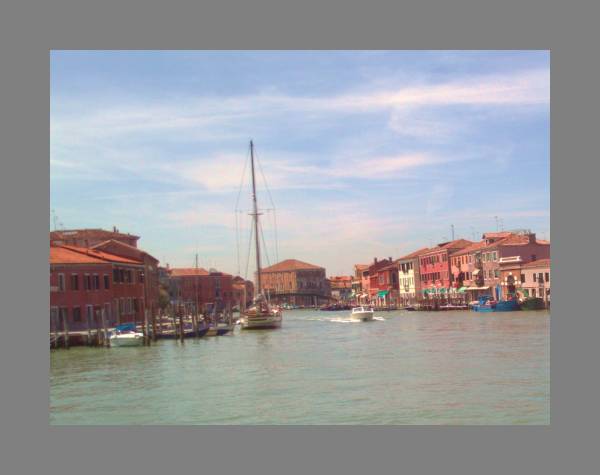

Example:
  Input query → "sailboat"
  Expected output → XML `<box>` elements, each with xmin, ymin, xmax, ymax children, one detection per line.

<box><xmin>240</xmin><ymin>141</ymin><xmax>283</xmax><ymax>330</ymax></box>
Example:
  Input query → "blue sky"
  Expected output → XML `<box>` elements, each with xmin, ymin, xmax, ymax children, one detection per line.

<box><xmin>50</xmin><ymin>51</ymin><xmax>550</xmax><ymax>276</ymax></box>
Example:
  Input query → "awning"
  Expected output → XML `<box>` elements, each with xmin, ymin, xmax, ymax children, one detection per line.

<box><xmin>472</xmin><ymin>269</ymin><xmax>481</xmax><ymax>275</ymax></box>
<box><xmin>377</xmin><ymin>290</ymin><xmax>389</xmax><ymax>297</ymax></box>
<box><xmin>438</xmin><ymin>288</ymin><xmax>447</xmax><ymax>293</ymax></box>
<box><xmin>458</xmin><ymin>286</ymin><xmax>467</xmax><ymax>293</ymax></box>
<box><xmin>465</xmin><ymin>286</ymin><xmax>489</xmax><ymax>291</ymax></box>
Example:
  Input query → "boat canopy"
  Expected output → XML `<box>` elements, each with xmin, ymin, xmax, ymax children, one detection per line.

<box><xmin>377</xmin><ymin>290</ymin><xmax>389</xmax><ymax>297</ymax></box>
<box><xmin>114</xmin><ymin>323</ymin><xmax>136</xmax><ymax>332</ymax></box>
<box><xmin>465</xmin><ymin>286</ymin><xmax>490</xmax><ymax>290</ymax></box>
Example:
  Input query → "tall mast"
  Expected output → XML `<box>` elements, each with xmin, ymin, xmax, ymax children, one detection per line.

<box><xmin>250</xmin><ymin>140</ymin><xmax>263</xmax><ymax>294</ymax></box>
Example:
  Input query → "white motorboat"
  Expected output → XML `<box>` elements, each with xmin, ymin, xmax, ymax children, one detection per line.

<box><xmin>109</xmin><ymin>324</ymin><xmax>144</xmax><ymax>347</ymax></box>
<box><xmin>350</xmin><ymin>306</ymin><xmax>374</xmax><ymax>321</ymax></box>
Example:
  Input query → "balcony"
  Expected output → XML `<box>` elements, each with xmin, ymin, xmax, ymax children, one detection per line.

<box><xmin>499</xmin><ymin>256</ymin><xmax>522</xmax><ymax>264</ymax></box>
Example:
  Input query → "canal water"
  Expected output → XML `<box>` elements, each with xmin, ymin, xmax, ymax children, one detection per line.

<box><xmin>50</xmin><ymin>309</ymin><xmax>549</xmax><ymax>425</ymax></box>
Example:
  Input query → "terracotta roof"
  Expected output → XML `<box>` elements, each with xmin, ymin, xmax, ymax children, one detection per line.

<box><xmin>422</xmin><ymin>239</ymin><xmax>473</xmax><ymax>255</ymax></box>
<box><xmin>50</xmin><ymin>245</ymin><xmax>143</xmax><ymax>265</ymax></box>
<box><xmin>368</xmin><ymin>258</ymin><xmax>394</xmax><ymax>272</ymax></box>
<box><xmin>449</xmin><ymin>241</ymin><xmax>488</xmax><ymax>256</ymax></box>
<box><xmin>483</xmin><ymin>231</ymin><xmax>513</xmax><ymax>239</ymax></box>
<box><xmin>354</xmin><ymin>264</ymin><xmax>369</xmax><ymax>271</ymax></box>
<box><xmin>522</xmin><ymin>258</ymin><xmax>551</xmax><ymax>268</ymax></box>
<box><xmin>397</xmin><ymin>247</ymin><xmax>430</xmax><ymax>261</ymax></box>
<box><xmin>50</xmin><ymin>246</ymin><xmax>108</xmax><ymax>264</ymax></box>
<box><xmin>92</xmin><ymin>239</ymin><xmax>159</xmax><ymax>262</ymax></box>
<box><xmin>497</xmin><ymin>235</ymin><xmax>551</xmax><ymax>247</ymax></box>
<box><xmin>169</xmin><ymin>267</ymin><xmax>210</xmax><ymax>276</ymax></box>
<box><xmin>261</xmin><ymin>259</ymin><xmax>324</xmax><ymax>272</ymax></box>
<box><xmin>329</xmin><ymin>276</ymin><xmax>353</xmax><ymax>282</ymax></box>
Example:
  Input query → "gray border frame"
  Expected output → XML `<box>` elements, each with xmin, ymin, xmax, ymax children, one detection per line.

<box><xmin>2</xmin><ymin>0</ymin><xmax>599</xmax><ymax>474</ymax></box>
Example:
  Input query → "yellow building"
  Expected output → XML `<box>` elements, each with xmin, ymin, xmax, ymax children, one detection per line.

<box><xmin>397</xmin><ymin>248</ymin><xmax>429</xmax><ymax>305</ymax></box>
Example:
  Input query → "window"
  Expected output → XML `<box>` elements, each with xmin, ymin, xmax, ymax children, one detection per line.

<box><xmin>494</xmin><ymin>269</ymin><xmax>500</xmax><ymax>278</ymax></box>
<box><xmin>113</xmin><ymin>269</ymin><xmax>119</xmax><ymax>283</ymax></box>
<box><xmin>533</xmin><ymin>273</ymin><xmax>537</xmax><ymax>282</ymax></box>
<box><xmin>86</xmin><ymin>305</ymin><xmax>93</xmax><ymax>325</ymax></box>
<box><xmin>139</xmin><ymin>271</ymin><xmax>145</xmax><ymax>283</ymax></box>
<box><xmin>70</xmin><ymin>274</ymin><xmax>79</xmax><ymax>290</ymax></box>
<box><xmin>93</xmin><ymin>274</ymin><xmax>100</xmax><ymax>290</ymax></box>
<box><xmin>84</xmin><ymin>274</ymin><xmax>92</xmax><ymax>290</ymax></box>
<box><xmin>133</xmin><ymin>298</ymin><xmax>139</xmax><ymax>312</ymax></box>
<box><xmin>72</xmin><ymin>307</ymin><xmax>82</xmax><ymax>322</ymax></box>
<box><xmin>531</xmin><ymin>254</ymin><xmax>537</xmax><ymax>262</ymax></box>
<box><xmin>532</xmin><ymin>289</ymin><xmax>536</xmax><ymax>297</ymax></box>
<box><xmin>521</xmin><ymin>274</ymin><xmax>526</xmax><ymax>283</ymax></box>
<box><xmin>104</xmin><ymin>274</ymin><xmax>110</xmax><ymax>289</ymax></box>
<box><xmin>545</xmin><ymin>272</ymin><xmax>550</xmax><ymax>282</ymax></box>
<box><xmin>58</xmin><ymin>273</ymin><xmax>65</xmax><ymax>291</ymax></box>
<box><xmin>538</xmin><ymin>273</ymin><xmax>544</xmax><ymax>283</ymax></box>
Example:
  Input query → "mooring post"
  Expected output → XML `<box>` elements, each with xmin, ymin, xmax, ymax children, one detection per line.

<box><xmin>52</xmin><ymin>311</ymin><xmax>59</xmax><ymax>349</ymax></box>
<box><xmin>192</xmin><ymin>310</ymin><xmax>198</xmax><ymax>338</ymax></box>
<box><xmin>151</xmin><ymin>307</ymin><xmax>157</xmax><ymax>342</ymax></box>
<box><xmin>61</xmin><ymin>310</ymin><xmax>69</xmax><ymax>349</ymax></box>
<box><xmin>179</xmin><ymin>306</ymin><xmax>185</xmax><ymax>343</ymax></box>
<box><xmin>86</xmin><ymin>309</ymin><xmax>92</xmax><ymax>346</ymax></box>
<box><xmin>101</xmin><ymin>308</ymin><xmax>109</xmax><ymax>347</ymax></box>
<box><xmin>170</xmin><ymin>307</ymin><xmax>177</xmax><ymax>340</ymax></box>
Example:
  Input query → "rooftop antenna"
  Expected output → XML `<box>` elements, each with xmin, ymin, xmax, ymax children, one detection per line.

<box><xmin>499</xmin><ymin>218</ymin><xmax>504</xmax><ymax>231</ymax></box>
<box><xmin>494</xmin><ymin>216</ymin><xmax>499</xmax><ymax>232</ymax></box>
<box><xmin>51</xmin><ymin>209</ymin><xmax>58</xmax><ymax>231</ymax></box>
<box><xmin>451</xmin><ymin>224</ymin><xmax>455</xmax><ymax>241</ymax></box>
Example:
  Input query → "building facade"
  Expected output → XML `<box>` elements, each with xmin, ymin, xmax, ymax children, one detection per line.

<box><xmin>168</xmin><ymin>267</ymin><xmax>234</xmax><ymax>313</ymax></box>
<box><xmin>50</xmin><ymin>245</ymin><xmax>146</xmax><ymax>332</ymax></box>
<box><xmin>259</xmin><ymin>259</ymin><xmax>331</xmax><ymax>306</ymax></box>
<box><xmin>397</xmin><ymin>247</ymin><xmax>429</xmax><ymax>305</ymax></box>
<box><xmin>419</xmin><ymin>239</ymin><xmax>473</xmax><ymax>300</ymax></box>
<box><xmin>329</xmin><ymin>275</ymin><xmax>353</xmax><ymax>302</ymax></box>
<box><xmin>91</xmin><ymin>239</ymin><xmax>160</xmax><ymax>320</ymax></box>
<box><xmin>367</xmin><ymin>257</ymin><xmax>395</xmax><ymax>305</ymax></box>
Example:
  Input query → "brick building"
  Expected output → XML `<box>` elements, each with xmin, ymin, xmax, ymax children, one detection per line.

<box><xmin>50</xmin><ymin>245</ymin><xmax>146</xmax><ymax>332</ymax></box>
<box><xmin>419</xmin><ymin>239</ymin><xmax>473</xmax><ymax>300</ymax></box>
<box><xmin>329</xmin><ymin>275</ymin><xmax>353</xmax><ymax>302</ymax></box>
<box><xmin>232</xmin><ymin>276</ymin><xmax>255</xmax><ymax>310</ymax></box>
<box><xmin>91</xmin><ymin>239</ymin><xmax>160</xmax><ymax>320</ymax></box>
<box><xmin>352</xmin><ymin>264</ymin><xmax>369</xmax><ymax>304</ymax></box>
<box><xmin>367</xmin><ymin>257</ymin><xmax>395</xmax><ymax>305</ymax></box>
<box><xmin>168</xmin><ymin>267</ymin><xmax>234</xmax><ymax>313</ymax></box>
<box><xmin>259</xmin><ymin>259</ymin><xmax>330</xmax><ymax>306</ymax></box>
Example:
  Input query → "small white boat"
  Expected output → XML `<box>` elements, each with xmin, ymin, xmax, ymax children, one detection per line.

<box><xmin>109</xmin><ymin>324</ymin><xmax>144</xmax><ymax>347</ymax></box>
<box><xmin>350</xmin><ymin>306</ymin><xmax>374</xmax><ymax>321</ymax></box>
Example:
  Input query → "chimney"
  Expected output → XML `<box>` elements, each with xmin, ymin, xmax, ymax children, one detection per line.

<box><xmin>113</xmin><ymin>226</ymin><xmax>117</xmax><ymax>232</ymax></box>
<box><xmin>374</xmin><ymin>257</ymin><xmax>378</xmax><ymax>264</ymax></box>
<box><xmin>528</xmin><ymin>233</ymin><xmax>536</xmax><ymax>244</ymax></box>
<box><xmin>388</xmin><ymin>257</ymin><xmax>392</xmax><ymax>262</ymax></box>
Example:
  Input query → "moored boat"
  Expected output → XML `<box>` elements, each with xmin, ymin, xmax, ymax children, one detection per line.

<box><xmin>239</xmin><ymin>141</ymin><xmax>283</xmax><ymax>330</ymax></box>
<box><xmin>109</xmin><ymin>323</ymin><xmax>144</xmax><ymax>347</ymax></box>
<box><xmin>470</xmin><ymin>295</ymin><xmax>521</xmax><ymax>312</ymax></box>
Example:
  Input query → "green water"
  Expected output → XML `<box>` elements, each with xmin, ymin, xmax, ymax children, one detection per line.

<box><xmin>50</xmin><ymin>309</ymin><xmax>549</xmax><ymax>425</ymax></box>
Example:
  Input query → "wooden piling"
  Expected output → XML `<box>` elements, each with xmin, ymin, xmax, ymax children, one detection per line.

<box><xmin>170</xmin><ymin>307</ymin><xmax>178</xmax><ymax>340</ymax></box>
<box><xmin>101</xmin><ymin>308</ymin><xmax>110</xmax><ymax>347</ymax></box>
<box><xmin>151</xmin><ymin>308</ymin><xmax>157</xmax><ymax>342</ymax></box>
<box><xmin>61</xmin><ymin>310</ymin><xmax>69</xmax><ymax>349</ymax></box>
<box><xmin>178</xmin><ymin>307</ymin><xmax>185</xmax><ymax>343</ymax></box>
<box><xmin>192</xmin><ymin>311</ymin><xmax>199</xmax><ymax>338</ymax></box>
<box><xmin>143</xmin><ymin>308</ymin><xmax>149</xmax><ymax>346</ymax></box>
<box><xmin>52</xmin><ymin>311</ymin><xmax>59</xmax><ymax>349</ymax></box>
<box><xmin>86</xmin><ymin>310</ymin><xmax>92</xmax><ymax>346</ymax></box>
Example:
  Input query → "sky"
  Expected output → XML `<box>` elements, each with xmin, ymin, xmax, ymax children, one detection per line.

<box><xmin>50</xmin><ymin>50</ymin><xmax>550</xmax><ymax>276</ymax></box>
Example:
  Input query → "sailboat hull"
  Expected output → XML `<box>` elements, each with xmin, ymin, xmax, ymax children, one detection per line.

<box><xmin>240</xmin><ymin>313</ymin><xmax>282</xmax><ymax>329</ymax></box>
